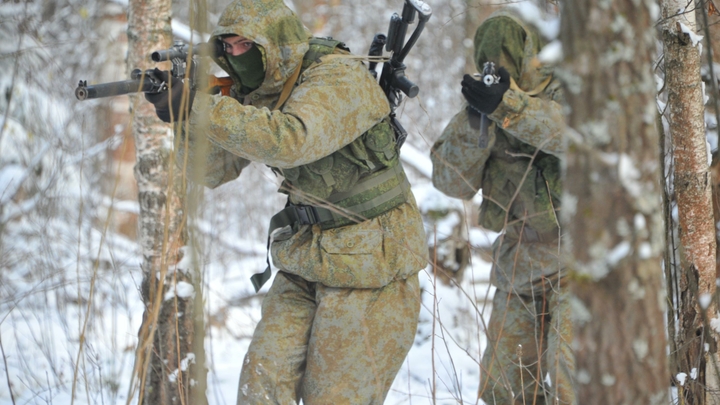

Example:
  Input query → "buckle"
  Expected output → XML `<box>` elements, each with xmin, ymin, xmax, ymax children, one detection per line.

<box><xmin>294</xmin><ymin>205</ymin><xmax>318</xmax><ymax>225</ymax></box>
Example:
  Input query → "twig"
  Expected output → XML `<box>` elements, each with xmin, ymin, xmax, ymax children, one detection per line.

<box><xmin>0</xmin><ymin>330</ymin><xmax>17</xmax><ymax>405</ymax></box>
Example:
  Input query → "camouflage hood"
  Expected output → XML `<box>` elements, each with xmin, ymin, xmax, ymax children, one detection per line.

<box><xmin>211</xmin><ymin>0</ymin><xmax>311</xmax><ymax>96</ymax></box>
<box><xmin>473</xmin><ymin>9</ymin><xmax>552</xmax><ymax>93</ymax></box>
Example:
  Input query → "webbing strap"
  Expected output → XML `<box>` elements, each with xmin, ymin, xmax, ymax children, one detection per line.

<box><xmin>325</xmin><ymin>164</ymin><xmax>403</xmax><ymax>203</ymax></box>
<box><xmin>251</xmin><ymin>265</ymin><xmax>272</xmax><ymax>292</ymax></box>
<box><xmin>336</xmin><ymin>171</ymin><xmax>408</xmax><ymax>215</ymax></box>
<box><xmin>319</xmin><ymin>54</ymin><xmax>389</xmax><ymax>63</ymax></box>
<box><xmin>273</xmin><ymin>62</ymin><xmax>303</xmax><ymax>110</ymax></box>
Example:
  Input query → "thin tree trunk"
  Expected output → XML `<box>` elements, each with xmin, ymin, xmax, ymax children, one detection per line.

<box><xmin>126</xmin><ymin>0</ymin><xmax>207</xmax><ymax>404</ymax></box>
<box><xmin>663</xmin><ymin>1</ymin><xmax>719</xmax><ymax>402</ymax></box>
<box><xmin>560</xmin><ymin>0</ymin><xmax>669</xmax><ymax>403</ymax></box>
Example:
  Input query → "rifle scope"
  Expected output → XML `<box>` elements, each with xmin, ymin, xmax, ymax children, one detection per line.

<box><xmin>151</xmin><ymin>41</ymin><xmax>223</xmax><ymax>62</ymax></box>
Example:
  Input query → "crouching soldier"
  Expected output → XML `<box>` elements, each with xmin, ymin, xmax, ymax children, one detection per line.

<box><xmin>145</xmin><ymin>0</ymin><xmax>429</xmax><ymax>403</ymax></box>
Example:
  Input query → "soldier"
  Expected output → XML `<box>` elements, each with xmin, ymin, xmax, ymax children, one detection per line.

<box><xmin>430</xmin><ymin>7</ymin><xmax>576</xmax><ymax>405</ymax></box>
<box><xmin>145</xmin><ymin>0</ymin><xmax>428</xmax><ymax>403</ymax></box>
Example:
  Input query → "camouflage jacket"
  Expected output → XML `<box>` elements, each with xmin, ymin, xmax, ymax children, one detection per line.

<box><xmin>431</xmin><ymin>9</ymin><xmax>566</xmax><ymax>295</ymax></box>
<box><xmin>431</xmin><ymin>9</ymin><xmax>565</xmax><ymax>237</ymax></box>
<box><xmin>179</xmin><ymin>0</ymin><xmax>427</xmax><ymax>288</ymax></box>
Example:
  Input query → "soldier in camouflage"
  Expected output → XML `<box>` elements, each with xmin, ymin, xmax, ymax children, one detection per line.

<box><xmin>145</xmin><ymin>0</ymin><xmax>428</xmax><ymax>403</ymax></box>
<box><xmin>430</xmin><ymin>8</ymin><xmax>576</xmax><ymax>405</ymax></box>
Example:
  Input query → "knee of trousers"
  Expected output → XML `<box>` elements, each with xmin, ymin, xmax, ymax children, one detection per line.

<box><xmin>237</xmin><ymin>347</ymin><xmax>306</xmax><ymax>405</ymax></box>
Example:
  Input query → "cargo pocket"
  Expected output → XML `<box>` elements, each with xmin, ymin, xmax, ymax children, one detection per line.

<box><xmin>318</xmin><ymin>223</ymin><xmax>395</xmax><ymax>288</ymax></box>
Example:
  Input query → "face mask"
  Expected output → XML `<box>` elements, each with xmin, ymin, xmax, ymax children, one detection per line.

<box><xmin>226</xmin><ymin>44</ymin><xmax>266</xmax><ymax>91</ymax></box>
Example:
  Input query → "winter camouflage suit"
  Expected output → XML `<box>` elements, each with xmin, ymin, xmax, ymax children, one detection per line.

<box><xmin>431</xmin><ymin>9</ymin><xmax>576</xmax><ymax>405</ymax></box>
<box><xmin>174</xmin><ymin>0</ymin><xmax>428</xmax><ymax>403</ymax></box>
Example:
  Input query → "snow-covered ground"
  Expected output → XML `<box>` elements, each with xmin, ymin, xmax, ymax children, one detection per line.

<box><xmin>0</xmin><ymin>165</ymin><xmax>498</xmax><ymax>404</ymax></box>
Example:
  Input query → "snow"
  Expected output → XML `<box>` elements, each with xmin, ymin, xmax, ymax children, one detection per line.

<box><xmin>2</xmin><ymin>0</ymin><xmax>672</xmax><ymax>404</ymax></box>
<box><xmin>607</xmin><ymin>241</ymin><xmax>631</xmax><ymax>267</ymax></box>
<box><xmin>538</xmin><ymin>40</ymin><xmax>563</xmax><ymax>65</ymax></box>
<box><xmin>168</xmin><ymin>281</ymin><xmax>196</xmax><ymax>300</ymax></box>
<box><xmin>618</xmin><ymin>153</ymin><xmax>643</xmax><ymax>198</ymax></box>
<box><xmin>679</xmin><ymin>22</ymin><xmax>703</xmax><ymax>48</ymax></box>
<box><xmin>699</xmin><ymin>293</ymin><xmax>712</xmax><ymax>310</ymax></box>
<box><xmin>710</xmin><ymin>315</ymin><xmax>720</xmax><ymax>334</ymax></box>
<box><xmin>677</xmin><ymin>372</ymin><xmax>687</xmax><ymax>386</ymax></box>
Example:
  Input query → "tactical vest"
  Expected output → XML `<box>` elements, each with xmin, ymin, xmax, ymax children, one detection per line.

<box><xmin>272</xmin><ymin>37</ymin><xmax>409</xmax><ymax>230</ymax></box>
<box><xmin>477</xmin><ymin>12</ymin><xmax>562</xmax><ymax>237</ymax></box>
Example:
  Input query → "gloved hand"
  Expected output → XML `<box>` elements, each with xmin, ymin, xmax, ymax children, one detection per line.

<box><xmin>461</xmin><ymin>66</ymin><xmax>511</xmax><ymax>115</ymax></box>
<box><xmin>144</xmin><ymin>68</ymin><xmax>195</xmax><ymax>123</ymax></box>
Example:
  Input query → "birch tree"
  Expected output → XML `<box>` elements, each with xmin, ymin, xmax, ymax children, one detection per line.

<box><xmin>126</xmin><ymin>0</ymin><xmax>206</xmax><ymax>403</ymax></box>
<box><xmin>661</xmin><ymin>1</ymin><xmax>719</xmax><ymax>402</ymax></box>
<box><xmin>560</xmin><ymin>0</ymin><xmax>669</xmax><ymax>403</ymax></box>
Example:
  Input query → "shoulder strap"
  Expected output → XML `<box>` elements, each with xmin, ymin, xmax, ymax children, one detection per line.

<box><xmin>273</xmin><ymin>63</ymin><xmax>302</xmax><ymax>110</ymax></box>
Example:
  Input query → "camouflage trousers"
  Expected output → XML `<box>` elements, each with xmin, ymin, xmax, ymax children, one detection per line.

<box><xmin>479</xmin><ymin>286</ymin><xmax>576</xmax><ymax>405</ymax></box>
<box><xmin>237</xmin><ymin>271</ymin><xmax>421</xmax><ymax>405</ymax></box>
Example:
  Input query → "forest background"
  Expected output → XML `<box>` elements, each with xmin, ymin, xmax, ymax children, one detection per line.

<box><xmin>4</xmin><ymin>0</ymin><xmax>720</xmax><ymax>404</ymax></box>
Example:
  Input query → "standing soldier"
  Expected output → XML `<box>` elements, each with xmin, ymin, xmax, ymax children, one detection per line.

<box><xmin>145</xmin><ymin>0</ymin><xmax>428</xmax><ymax>403</ymax></box>
<box><xmin>430</xmin><ymin>7</ymin><xmax>576</xmax><ymax>405</ymax></box>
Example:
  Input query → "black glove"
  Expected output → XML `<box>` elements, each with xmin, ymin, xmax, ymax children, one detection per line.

<box><xmin>461</xmin><ymin>66</ymin><xmax>511</xmax><ymax>115</ymax></box>
<box><xmin>144</xmin><ymin>68</ymin><xmax>195</xmax><ymax>123</ymax></box>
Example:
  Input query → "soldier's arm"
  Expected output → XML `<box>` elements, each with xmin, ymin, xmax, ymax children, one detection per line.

<box><xmin>488</xmin><ymin>80</ymin><xmax>565</xmax><ymax>156</ymax></box>
<box><xmin>431</xmin><ymin>108</ymin><xmax>492</xmax><ymax>200</ymax></box>
<box><xmin>187</xmin><ymin>56</ymin><xmax>390</xmax><ymax>170</ymax></box>
<box><xmin>175</xmin><ymin>131</ymin><xmax>251</xmax><ymax>189</ymax></box>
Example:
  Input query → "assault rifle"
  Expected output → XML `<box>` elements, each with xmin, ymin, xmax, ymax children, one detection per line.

<box><xmin>368</xmin><ymin>0</ymin><xmax>432</xmax><ymax>148</ymax></box>
<box><xmin>75</xmin><ymin>41</ymin><xmax>231</xmax><ymax>101</ymax></box>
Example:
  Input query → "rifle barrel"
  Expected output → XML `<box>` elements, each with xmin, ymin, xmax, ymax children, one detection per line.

<box><xmin>75</xmin><ymin>78</ymin><xmax>156</xmax><ymax>100</ymax></box>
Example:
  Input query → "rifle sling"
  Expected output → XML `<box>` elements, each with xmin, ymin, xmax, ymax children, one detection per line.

<box><xmin>273</xmin><ymin>62</ymin><xmax>303</xmax><ymax>110</ymax></box>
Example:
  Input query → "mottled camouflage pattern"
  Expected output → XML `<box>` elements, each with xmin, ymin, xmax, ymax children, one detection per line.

<box><xmin>480</xmin><ymin>288</ymin><xmax>575</xmax><ymax>405</ymax></box>
<box><xmin>238</xmin><ymin>272</ymin><xmax>420</xmax><ymax>404</ymax></box>
<box><xmin>271</xmin><ymin>198</ymin><xmax>426</xmax><ymax>288</ymax></box>
<box><xmin>186</xmin><ymin>0</ymin><xmax>391</xmax><ymax>170</ymax></box>
<box><xmin>431</xmin><ymin>9</ymin><xmax>565</xmax><ymax>296</ymax></box>
<box><xmin>178</xmin><ymin>0</ymin><xmax>427</xmax><ymax>403</ymax></box>
<box><xmin>278</xmin><ymin>118</ymin><xmax>399</xmax><ymax>205</ymax></box>
<box><xmin>430</xmin><ymin>9</ymin><xmax>575</xmax><ymax>405</ymax></box>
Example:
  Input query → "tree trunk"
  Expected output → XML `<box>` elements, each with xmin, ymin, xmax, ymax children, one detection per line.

<box><xmin>662</xmin><ymin>1</ymin><xmax>719</xmax><ymax>402</ymax></box>
<box><xmin>560</xmin><ymin>0</ymin><xmax>670</xmax><ymax>403</ymax></box>
<box><xmin>126</xmin><ymin>0</ymin><xmax>207</xmax><ymax>403</ymax></box>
